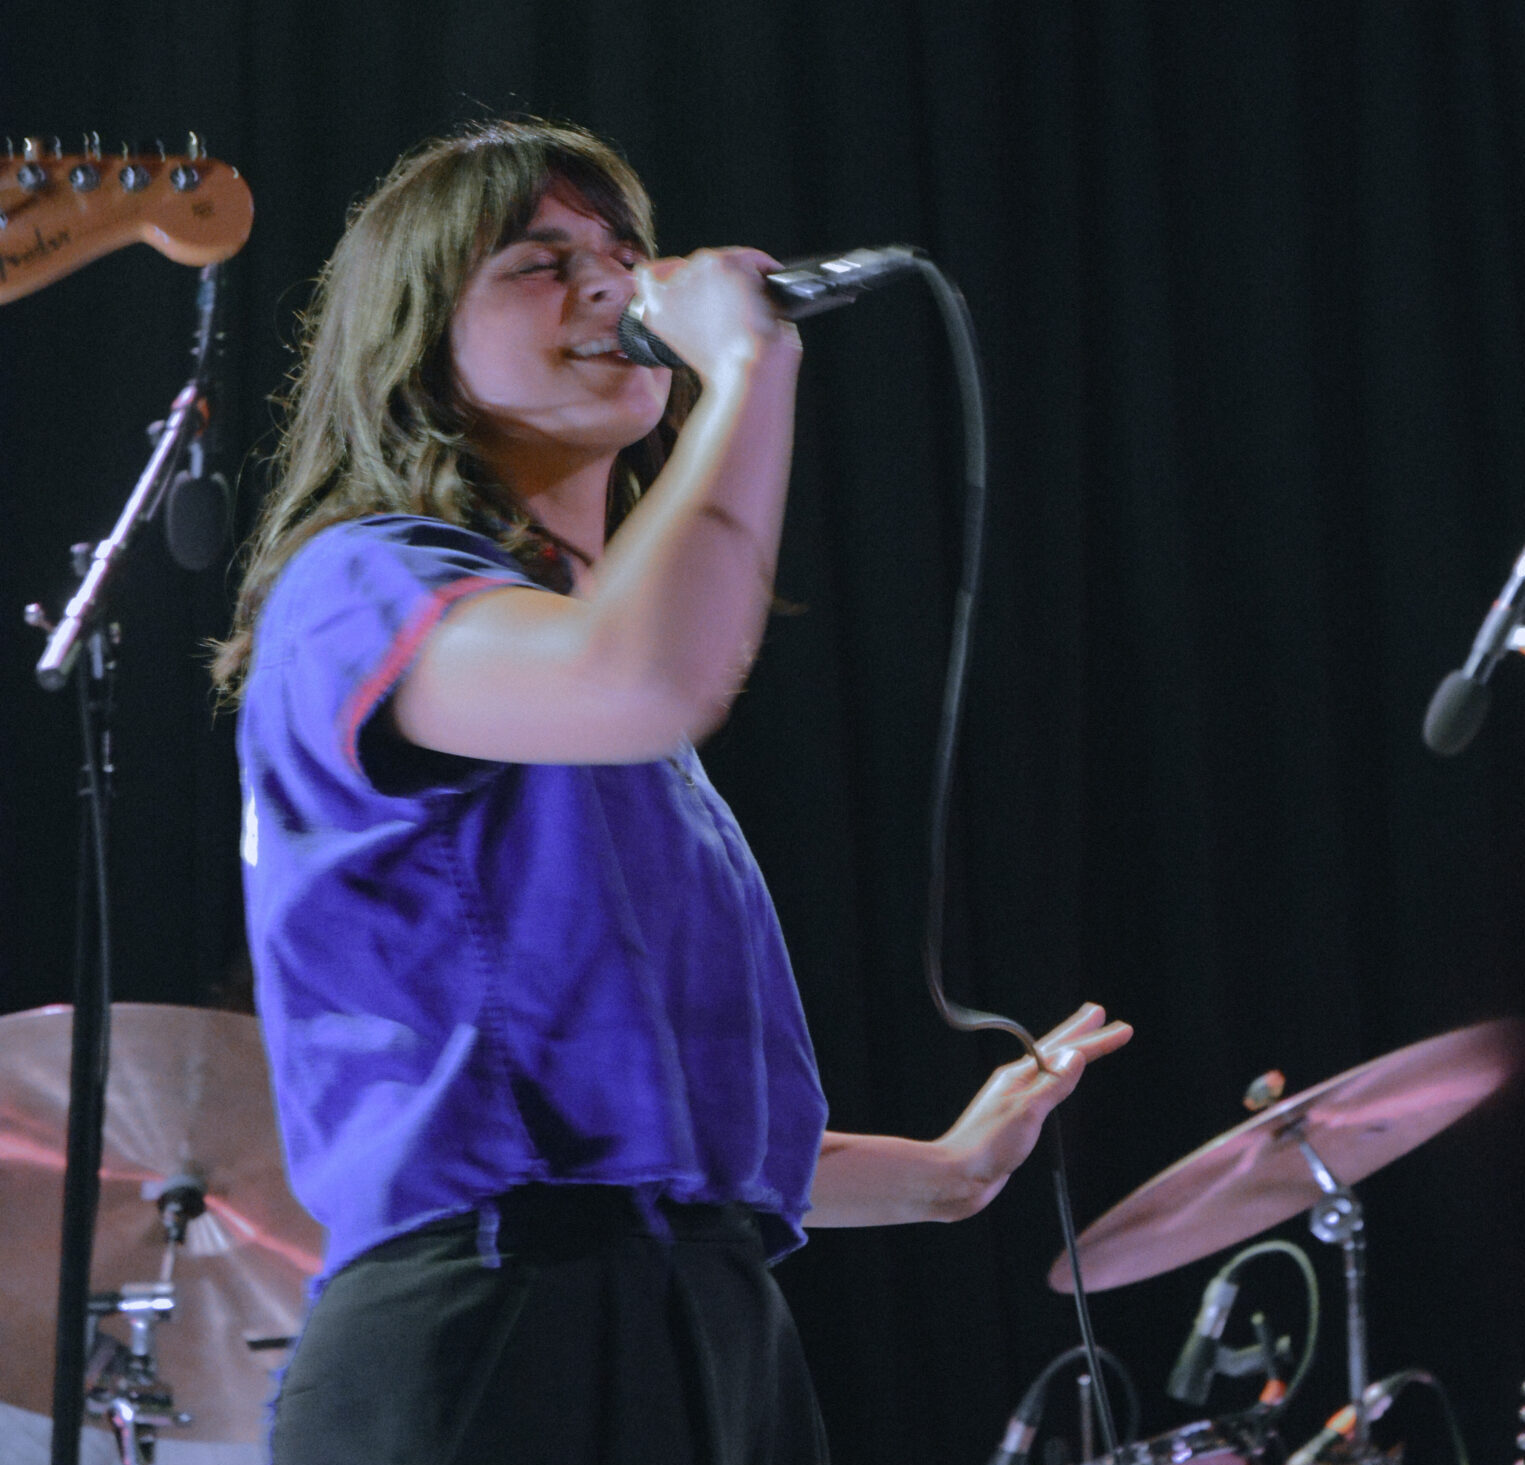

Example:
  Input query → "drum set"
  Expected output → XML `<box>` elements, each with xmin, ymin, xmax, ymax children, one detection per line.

<box><xmin>997</xmin><ymin>1016</ymin><xmax>1522</xmax><ymax>1465</ymax></box>
<box><xmin>0</xmin><ymin>1004</ymin><xmax>322</xmax><ymax>1460</ymax></box>
<box><xmin>0</xmin><ymin>1006</ymin><xmax>1516</xmax><ymax>1464</ymax></box>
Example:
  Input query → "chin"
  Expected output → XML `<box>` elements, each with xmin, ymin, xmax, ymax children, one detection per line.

<box><xmin>609</xmin><ymin>388</ymin><xmax>672</xmax><ymax>444</ymax></box>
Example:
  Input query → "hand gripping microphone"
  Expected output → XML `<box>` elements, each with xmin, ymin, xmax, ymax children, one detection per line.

<box><xmin>1423</xmin><ymin>541</ymin><xmax>1525</xmax><ymax>755</ymax></box>
<box><xmin>616</xmin><ymin>244</ymin><xmax>926</xmax><ymax>369</ymax></box>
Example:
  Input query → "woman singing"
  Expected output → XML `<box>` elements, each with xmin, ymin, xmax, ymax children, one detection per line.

<box><xmin>213</xmin><ymin>119</ymin><xmax>1130</xmax><ymax>1465</ymax></box>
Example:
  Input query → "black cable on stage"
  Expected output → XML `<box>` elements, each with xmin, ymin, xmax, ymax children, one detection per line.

<box><xmin>1049</xmin><ymin>1114</ymin><xmax>1120</xmax><ymax>1457</ymax></box>
<box><xmin>911</xmin><ymin>255</ymin><xmax>1120</xmax><ymax>1459</ymax></box>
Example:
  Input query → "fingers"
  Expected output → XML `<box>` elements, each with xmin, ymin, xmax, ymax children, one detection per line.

<box><xmin>638</xmin><ymin>246</ymin><xmax>776</xmax><ymax>284</ymax></box>
<box><xmin>989</xmin><ymin>1004</ymin><xmax>1131</xmax><ymax>1087</ymax></box>
<box><xmin>715</xmin><ymin>245</ymin><xmax>783</xmax><ymax>276</ymax></box>
<box><xmin>1035</xmin><ymin>1044</ymin><xmax>1087</xmax><ymax>1104</ymax></box>
<box><xmin>1037</xmin><ymin>1002</ymin><xmax>1110</xmax><ymax>1050</ymax></box>
<box><xmin>1038</xmin><ymin>1004</ymin><xmax>1132</xmax><ymax>1056</ymax></box>
<box><xmin>633</xmin><ymin>247</ymin><xmax>795</xmax><ymax>377</ymax></box>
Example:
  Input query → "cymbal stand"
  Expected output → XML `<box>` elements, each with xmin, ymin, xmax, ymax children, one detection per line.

<box><xmin>83</xmin><ymin>1174</ymin><xmax>206</xmax><ymax>1463</ymax></box>
<box><xmin>86</xmin><ymin>1283</ymin><xmax>182</xmax><ymax>1464</ymax></box>
<box><xmin>1290</xmin><ymin>1124</ymin><xmax>1372</xmax><ymax>1454</ymax></box>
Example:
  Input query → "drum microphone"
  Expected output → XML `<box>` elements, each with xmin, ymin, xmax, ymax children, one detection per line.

<box><xmin>986</xmin><ymin>1375</ymin><xmax>1048</xmax><ymax>1465</ymax></box>
<box><xmin>1165</xmin><ymin>1273</ymin><xmax>1240</xmax><ymax>1406</ymax></box>
<box><xmin>615</xmin><ymin>244</ymin><xmax>926</xmax><ymax>369</ymax></box>
<box><xmin>989</xmin><ymin>1345</ymin><xmax>1136</xmax><ymax>1465</ymax></box>
<box><xmin>1423</xmin><ymin>540</ymin><xmax>1525</xmax><ymax>755</ymax></box>
<box><xmin>1285</xmin><ymin>1369</ymin><xmax>1431</xmax><ymax>1465</ymax></box>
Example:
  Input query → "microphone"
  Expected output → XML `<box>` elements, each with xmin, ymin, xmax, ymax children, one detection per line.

<box><xmin>986</xmin><ymin>1378</ymin><xmax>1046</xmax><ymax>1465</ymax></box>
<box><xmin>1285</xmin><ymin>1369</ymin><xmax>1430</xmax><ymax>1465</ymax></box>
<box><xmin>1166</xmin><ymin>1274</ymin><xmax>1239</xmax><ymax>1406</ymax></box>
<box><xmin>616</xmin><ymin>244</ymin><xmax>925</xmax><ymax>368</ymax></box>
<box><xmin>164</xmin><ymin>469</ymin><xmax>231</xmax><ymax>571</ymax></box>
<box><xmin>1423</xmin><ymin>540</ymin><xmax>1525</xmax><ymax>755</ymax></box>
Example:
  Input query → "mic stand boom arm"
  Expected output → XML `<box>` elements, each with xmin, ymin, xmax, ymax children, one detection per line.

<box><xmin>35</xmin><ymin>352</ymin><xmax>211</xmax><ymax>689</ymax></box>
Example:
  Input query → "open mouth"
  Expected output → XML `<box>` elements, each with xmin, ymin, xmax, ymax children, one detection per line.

<box><xmin>567</xmin><ymin>336</ymin><xmax>630</xmax><ymax>362</ymax></box>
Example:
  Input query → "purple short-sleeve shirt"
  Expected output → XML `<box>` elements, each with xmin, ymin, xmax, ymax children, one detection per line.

<box><xmin>238</xmin><ymin>515</ymin><xmax>828</xmax><ymax>1280</ymax></box>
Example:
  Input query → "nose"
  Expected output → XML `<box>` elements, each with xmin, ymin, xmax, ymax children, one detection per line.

<box><xmin>570</xmin><ymin>251</ymin><xmax>635</xmax><ymax>309</ymax></box>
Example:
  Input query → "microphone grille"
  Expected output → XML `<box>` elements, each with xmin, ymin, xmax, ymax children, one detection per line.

<box><xmin>1423</xmin><ymin>671</ymin><xmax>1491</xmax><ymax>756</ymax></box>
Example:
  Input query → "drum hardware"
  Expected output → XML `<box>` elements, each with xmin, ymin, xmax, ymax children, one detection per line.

<box><xmin>988</xmin><ymin>1345</ymin><xmax>1141</xmax><ymax>1465</ymax></box>
<box><xmin>1283</xmin><ymin>1365</ymin><xmax>1481</xmax><ymax>1465</ymax></box>
<box><xmin>76</xmin><ymin>1164</ymin><xmax>214</xmax><ymax>1458</ymax></box>
<box><xmin>84</xmin><ymin>1280</ymin><xmax>190</xmax><ymax>1463</ymax></box>
<box><xmin>1171</xmin><ymin>1318</ymin><xmax>1294</xmax><ymax>1403</ymax></box>
<box><xmin>1078</xmin><ymin>1373</ymin><xmax>1097</xmax><ymax>1464</ymax></box>
<box><xmin>1048</xmin><ymin>1019</ymin><xmax>1522</xmax><ymax>1295</ymax></box>
<box><xmin>1046</xmin><ymin>1020</ymin><xmax>1521</xmax><ymax>1465</ymax></box>
<box><xmin>1088</xmin><ymin>1420</ymin><xmax>1260</xmax><ymax>1465</ymax></box>
<box><xmin>1284</xmin><ymin>1124</ymin><xmax>1373</xmax><ymax>1452</ymax></box>
<box><xmin>0</xmin><ymin>1004</ymin><xmax>323</xmax><ymax>1448</ymax></box>
<box><xmin>1167</xmin><ymin>1240</ymin><xmax>1317</xmax><ymax>1422</ymax></box>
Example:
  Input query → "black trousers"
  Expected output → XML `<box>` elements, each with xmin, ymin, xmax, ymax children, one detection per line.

<box><xmin>270</xmin><ymin>1186</ymin><xmax>831</xmax><ymax>1465</ymax></box>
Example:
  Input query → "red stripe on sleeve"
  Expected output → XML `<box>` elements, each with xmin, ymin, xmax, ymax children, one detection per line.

<box><xmin>339</xmin><ymin>574</ymin><xmax>528</xmax><ymax>776</ymax></box>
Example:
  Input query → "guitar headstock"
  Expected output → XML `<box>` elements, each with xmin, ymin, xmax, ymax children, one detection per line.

<box><xmin>0</xmin><ymin>135</ymin><xmax>253</xmax><ymax>305</ymax></box>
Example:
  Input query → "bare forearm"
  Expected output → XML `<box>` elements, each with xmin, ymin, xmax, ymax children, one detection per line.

<box><xmin>806</xmin><ymin>1130</ymin><xmax>986</xmax><ymax>1228</ymax></box>
<box><xmin>584</xmin><ymin>345</ymin><xmax>800</xmax><ymax>739</ymax></box>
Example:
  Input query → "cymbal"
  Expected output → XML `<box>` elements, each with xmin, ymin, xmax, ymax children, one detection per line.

<box><xmin>1049</xmin><ymin>1016</ymin><xmax>1522</xmax><ymax>1294</ymax></box>
<box><xmin>0</xmin><ymin>1004</ymin><xmax>323</xmax><ymax>1443</ymax></box>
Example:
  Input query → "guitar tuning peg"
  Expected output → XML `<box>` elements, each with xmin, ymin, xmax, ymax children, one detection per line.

<box><xmin>186</xmin><ymin>131</ymin><xmax>204</xmax><ymax>161</ymax></box>
<box><xmin>83</xmin><ymin>131</ymin><xmax>101</xmax><ymax>160</ymax></box>
<box><xmin>18</xmin><ymin>138</ymin><xmax>48</xmax><ymax>190</ymax></box>
<box><xmin>49</xmin><ymin>136</ymin><xmax>63</xmax><ymax>159</ymax></box>
<box><xmin>3</xmin><ymin>138</ymin><xmax>13</xmax><ymax>160</ymax></box>
<box><xmin>119</xmin><ymin>159</ymin><xmax>153</xmax><ymax>192</ymax></box>
<box><xmin>116</xmin><ymin>138</ymin><xmax>151</xmax><ymax>190</ymax></box>
<box><xmin>154</xmin><ymin>139</ymin><xmax>166</xmax><ymax>160</ymax></box>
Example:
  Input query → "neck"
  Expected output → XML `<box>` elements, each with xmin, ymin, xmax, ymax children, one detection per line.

<box><xmin>484</xmin><ymin>439</ymin><xmax>617</xmax><ymax>571</ymax></box>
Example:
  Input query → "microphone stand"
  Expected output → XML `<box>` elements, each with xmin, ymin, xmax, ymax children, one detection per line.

<box><xmin>28</xmin><ymin>262</ymin><xmax>225</xmax><ymax>1465</ymax></box>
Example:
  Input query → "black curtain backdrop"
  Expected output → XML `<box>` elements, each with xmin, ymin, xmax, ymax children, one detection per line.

<box><xmin>2</xmin><ymin>4</ymin><xmax>1522</xmax><ymax>1463</ymax></box>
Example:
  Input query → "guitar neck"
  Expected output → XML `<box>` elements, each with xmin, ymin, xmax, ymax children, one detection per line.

<box><xmin>0</xmin><ymin>144</ymin><xmax>253</xmax><ymax>305</ymax></box>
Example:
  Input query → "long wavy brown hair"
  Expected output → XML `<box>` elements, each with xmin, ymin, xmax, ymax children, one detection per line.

<box><xmin>211</xmin><ymin>119</ymin><xmax>695</xmax><ymax>700</ymax></box>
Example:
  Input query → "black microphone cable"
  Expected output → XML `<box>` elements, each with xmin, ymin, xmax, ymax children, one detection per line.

<box><xmin>910</xmin><ymin>253</ymin><xmax>1121</xmax><ymax>1461</ymax></box>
